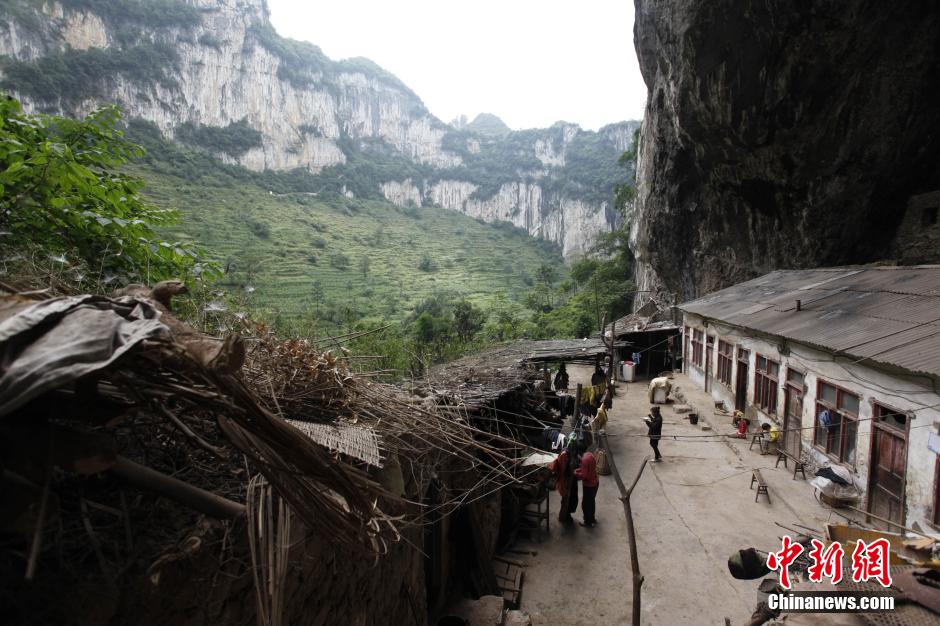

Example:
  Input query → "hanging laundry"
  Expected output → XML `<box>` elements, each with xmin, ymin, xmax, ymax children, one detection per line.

<box><xmin>818</xmin><ymin>408</ymin><xmax>832</xmax><ymax>429</ymax></box>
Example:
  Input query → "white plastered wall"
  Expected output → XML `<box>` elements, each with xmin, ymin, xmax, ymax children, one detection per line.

<box><xmin>682</xmin><ymin>312</ymin><xmax>940</xmax><ymax>530</ymax></box>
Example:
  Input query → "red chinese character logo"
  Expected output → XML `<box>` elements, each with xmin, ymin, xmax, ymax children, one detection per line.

<box><xmin>807</xmin><ymin>539</ymin><xmax>845</xmax><ymax>584</ymax></box>
<box><xmin>766</xmin><ymin>535</ymin><xmax>805</xmax><ymax>589</ymax></box>
<box><xmin>851</xmin><ymin>538</ymin><xmax>892</xmax><ymax>587</ymax></box>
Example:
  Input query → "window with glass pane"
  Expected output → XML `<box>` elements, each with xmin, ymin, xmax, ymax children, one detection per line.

<box><xmin>690</xmin><ymin>329</ymin><xmax>704</xmax><ymax>367</ymax></box>
<box><xmin>826</xmin><ymin>411</ymin><xmax>843</xmax><ymax>455</ymax></box>
<box><xmin>717</xmin><ymin>340</ymin><xmax>733</xmax><ymax>385</ymax></box>
<box><xmin>814</xmin><ymin>380</ymin><xmax>859</xmax><ymax>464</ymax></box>
<box><xmin>754</xmin><ymin>354</ymin><xmax>779</xmax><ymax>414</ymax></box>
<box><xmin>844</xmin><ymin>419</ymin><xmax>858</xmax><ymax>465</ymax></box>
<box><xmin>787</xmin><ymin>369</ymin><xmax>804</xmax><ymax>386</ymax></box>
<box><xmin>814</xmin><ymin>406</ymin><xmax>828</xmax><ymax>447</ymax></box>
<box><xmin>875</xmin><ymin>404</ymin><xmax>907</xmax><ymax>431</ymax></box>
<box><xmin>840</xmin><ymin>392</ymin><xmax>859</xmax><ymax>415</ymax></box>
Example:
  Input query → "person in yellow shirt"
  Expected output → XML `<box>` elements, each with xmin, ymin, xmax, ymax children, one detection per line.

<box><xmin>761</xmin><ymin>422</ymin><xmax>781</xmax><ymax>454</ymax></box>
<box><xmin>591</xmin><ymin>392</ymin><xmax>611</xmax><ymax>437</ymax></box>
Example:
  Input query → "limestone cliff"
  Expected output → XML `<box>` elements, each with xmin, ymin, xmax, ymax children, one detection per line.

<box><xmin>0</xmin><ymin>0</ymin><xmax>454</xmax><ymax>171</ymax></box>
<box><xmin>379</xmin><ymin>121</ymin><xmax>638</xmax><ymax>258</ymax></box>
<box><xmin>0</xmin><ymin>0</ymin><xmax>637</xmax><ymax>258</ymax></box>
<box><xmin>631</xmin><ymin>0</ymin><xmax>940</xmax><ymax>301</ymax></box>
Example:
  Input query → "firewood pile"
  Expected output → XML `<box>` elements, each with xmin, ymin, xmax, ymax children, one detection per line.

<box><xmin>0</xmin><ymin>280</ymin><xmax>526</xmax><ymax>624</ymax></box>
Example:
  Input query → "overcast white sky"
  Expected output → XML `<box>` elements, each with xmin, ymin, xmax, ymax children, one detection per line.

<box><xmin>266</xmin><ymin>0</ymin><xmax>647</xmax><ymax>131</ymax></box>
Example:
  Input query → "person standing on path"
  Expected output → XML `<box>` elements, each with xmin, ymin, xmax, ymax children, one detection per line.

<box><xmin>548</xmin><ymin>441</ymin><xmax>579</xmax><ymax>524</ymax></box>
<box><xmin>553</xmin><ymin>362</ymin><xmax>569</xmax><ymax>391</ymax></box>
<box><xmin>645</xmin><ymin>405</ymin><xmax>664</xmax><ymax>461</ymax></box>
<box><xmin>574</xmin><ymin>450</ymin><xmax>599</xmax><ymax>527</ymax></box>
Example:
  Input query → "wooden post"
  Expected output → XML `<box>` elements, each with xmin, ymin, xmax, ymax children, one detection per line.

<box><xmin>574</xmin><ymin>383</ymin><xmax>583</xmax><ymax>429</ymax></box>
<box><xmin>599</xmin><ymin>432</ymin><xmax>649</xmax><ymax>626</ymax></box>
<box><xmin>601</xmin><ymin>314</ymin><xmax>614</xmax><ymax>388</ymax></box>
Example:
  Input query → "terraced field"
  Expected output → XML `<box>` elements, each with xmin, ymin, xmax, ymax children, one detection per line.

<box><xmin>139</xmin><ymin>168</ymin><xmax>565</xmax><ymax>329</ymax></box>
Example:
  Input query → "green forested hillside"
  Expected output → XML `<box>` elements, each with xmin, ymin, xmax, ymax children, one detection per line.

<box><xmin>135</xmin><ymin>166</ymin><xmax>564</xmax><ymax>334</ymax></box>
<box><xmin>0</xmin><ymin>95</ymin><xmax>634</xmax><ymax>377</ymax></box>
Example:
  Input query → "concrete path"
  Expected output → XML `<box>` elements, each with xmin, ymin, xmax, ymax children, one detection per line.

<box><xmin>517</xmin><ymin>366</ymin><xmax>862</xmax><ymax>625</ymax></box>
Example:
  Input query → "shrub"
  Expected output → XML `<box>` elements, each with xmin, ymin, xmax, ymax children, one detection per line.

<box><xmin>175</xmin><ymin>118</ymin><xmax>263</xmax><ymax>158</ymax></box>
<box><xmin>0</xmin><ymin>96</ymin><xmax>207</xmax><ymax>280</ymax></box>
<box><xmin>329</xmin><ymin>252</ymin><xmax>350</xmax><ymax>270</ymax></box>
<box><xmin>417</xmin><ymin>255</ymin><xmax>436</xmax><ymax>272</ymax></box>
<box><xmin>247</xmin><ymin>217</ymin><xmax>270</xmax><ymax>239</ymax></box>
<box><xmin>198</xmin><ymin>33</ymin><xmax>224</xmax><ymax>50</ymax></box>
<box><xmin>1</xmin><ymin>43</ymin><xmax>179</xmax><ymax>105</ymax></box>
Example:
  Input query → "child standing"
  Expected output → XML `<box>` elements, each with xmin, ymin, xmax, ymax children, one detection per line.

<box><xmin>575</xmin><ymin>450</ymin><xmax>599</xmax><ymax>527</ymax></box>
<box><xmin>645</xmin><ymin>406</ymin><xmax>664</xmax><ymax>461</ymax></box>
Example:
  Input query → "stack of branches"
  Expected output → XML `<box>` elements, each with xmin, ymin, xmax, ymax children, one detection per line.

<box><xmin>0</xmin><ymin>274</ymin><xmax>537</xmax><ymax>622</ymax></box>
<box><xmin>240</xmin><ymin>322</ymin><xmax>530</xmax><ymax>524</ymax></box>
<box><xmin>409</xmin><ymin>342</ymin><xmax>569</xmax><ymax>451</ymax></box>
<box><xmin>109</xmin><ymin>341</ymin><xmax>395</xmax><ymax>551</ymax></box>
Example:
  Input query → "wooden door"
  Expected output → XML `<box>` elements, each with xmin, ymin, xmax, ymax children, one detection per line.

<box><xmin>782</xmin><ymin>384</ymin><xmax>803</xmax><ymax>457</ymax></box>
<box><xmin>704</xmin><ymin>336</ymin><xmax>714</xmax><ymax>392</ymax></box>
<box><xmin>868</xmin><ymin>419</ymin><xmax>907</xmax><ymax>528</ymax></box>
<box><xmin>735</xmin><ymin>359</ymin><xmax>748</xmax><ymax>411</ymax></box>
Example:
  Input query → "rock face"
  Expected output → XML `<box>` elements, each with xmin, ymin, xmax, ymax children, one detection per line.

<box><xmin>631</xmin><ymin>0</ymin><xmax>940</xmax><ymax>301</ymax></box>
<box><xmin>1</xmin><ymin>0</ymin><xmax>450</xmax><ymax>171</ymax></box>
<box><xmin>379</xmin><ymin>120</ymin><xmax>638</xmax><ymax>258</ymax></box>
<box><xmin>0</xmin><ymin>0</ymin><xmax>637</xmax><ymax>259</ymax></box>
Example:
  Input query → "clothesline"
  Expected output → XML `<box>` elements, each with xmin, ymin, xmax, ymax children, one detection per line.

<box><xmin>476</xmin><ymin>397</ymin><xmax>939</xmax><ymax>443</ymax></box>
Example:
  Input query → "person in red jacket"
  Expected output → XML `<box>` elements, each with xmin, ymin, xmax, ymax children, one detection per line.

<box><xmin>575</xmin><ymin>450</ymin><xmax>599</xmax><ymax>527</ymax></box>
<box><xmin>548</xmin><ymin>445</ymin><xmax>579</xmax><ymax>524</ymax></box>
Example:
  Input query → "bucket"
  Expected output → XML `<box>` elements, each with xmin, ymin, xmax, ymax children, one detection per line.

<box><xmin>689</xmin><ymin>413</ymin><xmax>699</xmax><ymax>425</ymax></box>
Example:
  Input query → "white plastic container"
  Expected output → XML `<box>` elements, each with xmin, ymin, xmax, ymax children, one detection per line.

<box><xmin>622</xmin><ymin>361</ymin><xmax>636</xmax><ymax>382</ymax></box>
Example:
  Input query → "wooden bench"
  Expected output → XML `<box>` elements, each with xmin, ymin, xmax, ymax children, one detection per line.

<box><xmin>775</xmin><ymin>449</ymin><xmax>807</xmax><ymax>480</ymax></box>
<box><xmin>750</xmin><ymin>469</ymin><xmax>771</xmax><ymax>503</ymax></box>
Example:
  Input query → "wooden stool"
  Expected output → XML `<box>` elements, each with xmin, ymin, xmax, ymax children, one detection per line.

<box><xmin>749</xmin><ymin>432</ymin><xmax>765</xmax><ymax>452</ymax></box>
<box><xmin>775</xmin><ymin>450</ymin><xmax>808</xmax><ymax>480</ymax></box>
<box><xmin>750</xmin><ymin>469</ymin><xmax>771</xmax><ymax>503</ymax></box>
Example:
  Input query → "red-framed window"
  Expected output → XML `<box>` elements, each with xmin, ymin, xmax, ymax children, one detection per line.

<box><xmin>705</xmin><ymin>335</ymin><xmax>715</xmax><ymax>374</ymax></box>
<box><xmin>813</xmin><ymin>380</ymin><xmax>860</xmax><ymax>465</ymax></box>
<box><xmin>716</xmin><ymin>340</ymin><xmax>733</xmax><ymax>385</ymax></box>
<box><xmin>754</xmin><ymin>354</ymin><xmax>780</xmax><ymax>415</ymax></box>
<box><xmin>690</xmin><ymin>328</ymin><xmax>704</xmax><ymax>367</ymax></box>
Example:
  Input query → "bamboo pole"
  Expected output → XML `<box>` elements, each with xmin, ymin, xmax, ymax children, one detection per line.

<box><xmin>111</xmin><ymin>456</ymin><xmax>245</xmax><ymax>519</ymax></box>
<box><xmin>599</xmin><ymin>431</ymin><xmax>649</xmax><ymax>626</ymax></box>
<box><xmin>843</xmin><ymin>503</ymin><xmax>935</xmax><ymax>539</ymax></box>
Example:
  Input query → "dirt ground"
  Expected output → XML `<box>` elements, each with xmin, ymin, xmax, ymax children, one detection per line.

<box><xmin>516</xmin><ymin>365</ymin><xmax>862</xmax><ymax>626</ymax></box>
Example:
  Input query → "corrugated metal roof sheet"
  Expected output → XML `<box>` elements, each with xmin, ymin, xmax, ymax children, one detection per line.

<box><xmin>679</xmin><ymin>266</ymin><xmax>940</xmax><ymax>378</ymax></box>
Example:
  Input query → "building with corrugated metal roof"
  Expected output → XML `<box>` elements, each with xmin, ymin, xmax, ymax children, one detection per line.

<box><xmin>678</xmin><ymin>265</ymin><xmax>940</xmax><ymax>531</ymax></box>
